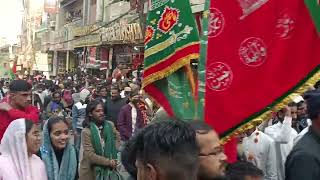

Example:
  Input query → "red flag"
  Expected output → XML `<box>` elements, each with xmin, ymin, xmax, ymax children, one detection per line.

<box><xmin>12</xmin><ymin>61</ymin><xmax>16</xmax><ymax>74</ymax></box>
<box><xmin>202</xmin><ymin>0</ymin><xmax>320</xmax><ymax>142</ymax></box>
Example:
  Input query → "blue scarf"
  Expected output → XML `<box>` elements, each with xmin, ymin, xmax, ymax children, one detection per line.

<box><xmin>40</xmin><ymin>122</ymin><xmax>77</xmax><ymax>180</ymax></box>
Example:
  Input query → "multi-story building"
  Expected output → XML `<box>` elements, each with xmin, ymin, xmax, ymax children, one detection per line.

<box><xmin>21</xmin><ymin>0</ymin><xmax>205</xmax><ymax>77</ymax></box>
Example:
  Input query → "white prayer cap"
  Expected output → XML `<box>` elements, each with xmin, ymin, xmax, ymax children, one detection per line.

<box><xmin>291</xmin><ymin>94</ymin><xmax>304</xmax><ymax>103</ymax></box>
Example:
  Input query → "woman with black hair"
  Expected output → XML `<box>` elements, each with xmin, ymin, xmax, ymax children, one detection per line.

<box><xmin>0</xmin><ymin>119</ymin><xmax>47</xmax><ymax>180</ymax></box>
<box><xmin>40</xmin><ymin>116</ymin><xmax>77</xmax><ymax>180</ymax></box>
<box><xmin>79</xmin><ymin>100</ymin><xmax>121</xmax><ymax>180</ymax></box>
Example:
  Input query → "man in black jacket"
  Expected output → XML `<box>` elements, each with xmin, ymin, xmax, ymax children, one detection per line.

<box><xmin>285</xmin><ymin>90</ymin><xmax>320</xmax><ymax>180</ymax></box>
<box><xmin>104</xmin><ymin>86</ymin><xmax>127</xmax><ymax>128</ymax></box>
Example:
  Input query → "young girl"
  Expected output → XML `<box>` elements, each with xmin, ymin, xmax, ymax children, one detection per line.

<box><xmin>40</xmin><ymin>116</ymin><xmax>78</xmax><ymax>180</ymax></box>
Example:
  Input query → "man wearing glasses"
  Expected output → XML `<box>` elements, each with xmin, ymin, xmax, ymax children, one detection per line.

<box><xmin>190</xmin><ymin>121</ymin><xmax>228</xmax><ymax>180</ymax></box>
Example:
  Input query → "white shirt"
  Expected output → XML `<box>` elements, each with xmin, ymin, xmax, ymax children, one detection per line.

<box><xmin>243</xmin><ymin>130</ymin><xmax>277</xmax><ymax>180</ymax></box>
<box><xmin>264</xmin><ymin>117</ymin><xmax>298</xmax><ymax>180</ymax></box>
<box><xmin>130</xmin><ymin>103</ymin><xmax>137</xmax><ymax>134</ymax></box>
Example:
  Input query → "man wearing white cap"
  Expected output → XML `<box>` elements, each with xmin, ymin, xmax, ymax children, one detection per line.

<box><xmin>120</xmin><ymin>87</ymin><xmax>131</xmax><ymax>99</ymax></box>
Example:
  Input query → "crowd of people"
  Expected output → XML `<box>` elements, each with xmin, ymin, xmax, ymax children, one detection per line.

<box><xmin>0</xmin><ymin>70</ymin><xmax>319</xmax><ymax>180</ymax></box>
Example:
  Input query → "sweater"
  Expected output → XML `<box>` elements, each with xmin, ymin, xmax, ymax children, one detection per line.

<box><xmin>0</xmin><ymin>105</ymin><xmax>39</xmax><ymax>140</ymax></box>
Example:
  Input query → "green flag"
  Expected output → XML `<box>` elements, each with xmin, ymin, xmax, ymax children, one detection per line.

<box><xmin>0</xmin><ymin>66</ymin><xmax>15</xmax><ymax>79</ymax></box>
<box><xmin>142</xmin><ymin>0</ymin><xmax>200</xmax><ymax>120</ymax></box>
<box><xmin>305</xmin><ymin>0</ymin><xmax>320</xmax><ymax>32</ymax></box>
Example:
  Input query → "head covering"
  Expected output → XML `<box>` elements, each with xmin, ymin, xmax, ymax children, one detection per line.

<box><xmin>80</xmin><ymin>89</ymin><xmax>90</xmax><ymax>102</ymax></box>
<box><xmin>129</xmin><ymin>83</ymin><xmax>139</xmax><ymax>91</ymax></box>
<box><xmin>1</xmin><ymin>119</ymin><xmax>32</xmax><ymax>180</ymax></box>
<box><xmin>9</xmin><ymin>80</ymin><xmax>32</xmax><ymax>92</ymax></box>
<box><xmin>290</xmin><ymin>93</ymin><xmax>305</xmax><ymax>103</ymax></box>
<box><xmin>130</xmin><ymin>90</ymin><xmax>140</xmax><ymax>98</ymax></box>
<box><xmin>124</xmin><ymin>87</ymin><xmax>132</xmax><ymax>92</ymax></box>
<box><xmin>40</xmin><ymin>121</ymin><xmax>77</xmax><ymax>180</ymax></box>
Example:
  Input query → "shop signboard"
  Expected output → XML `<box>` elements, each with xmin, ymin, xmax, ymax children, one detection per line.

<box><xmin>33</xmin><ymin>52</ymin><xmax>49</xmax><ymax>72</ymax></box>
<box><xmin>116</xmin><ymin>54</ymin><xmax>131</xmax><ymax>64</ymax></box>
<box><xmin>71</xmin><ymin>24</ymin><xmax>98</xmax><ymax>37</ymax></box>
<box><xmin>73</xmin><ymin>34</ymin><xmax>101</xmax><ymax>48</ymax></box>
<box><xmin>101</xmin><ymin>23</ymin><xmax>143</xmax><ymax>43</ymax></box>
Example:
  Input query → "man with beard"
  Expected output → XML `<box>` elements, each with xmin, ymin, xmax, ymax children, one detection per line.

<box><xmin>295</xmin><ymin>101</ymin><xmax>310</xmax><ymax>132</ymax></box>
<box><xmin>242</xmin><ymin>120</ymin><xmax>277</xmax><ymax>180</ymax></box>
<box><xmin>46</xmin><ymin>91</ymin><xmax>65</xmax><ymax>118</ymax></box>
<box><xmin>293</xmin><ymin>91</ymin><xmax>318</xmax><ymax>144</ymax></box>
<box><xmin>264</xmin><ymin>106</ymin><xmax>297</xmax><ymax>180</ymax></box>
<box><xmin>104</xmin><ymin>86</ymin><xmax>127</xmax><ymax>127</ymax></box>
<box><xmin>118</xmin><ymin>90</ymin><xmax>144</xmax><ymax>142</ymax></box>
<box><xmin>189</xmin><ymin>121</ymin><xmax>227</xmax><ymax>180</ymax></box>
<box><xmin>285</xmin><ymin>91</ymin><xmax>320</xmax><ymax>180</ymax></box>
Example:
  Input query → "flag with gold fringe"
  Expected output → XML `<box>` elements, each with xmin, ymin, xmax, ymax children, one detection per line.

<box><xmin>198</xmin><ymin>0</ymin><xmax>320</xmax><ymax>144</ymax></box>
<box><xmin>142</xmin><ymin>0</ymin><xmax>200</xmax><ymax>120</ymax></box>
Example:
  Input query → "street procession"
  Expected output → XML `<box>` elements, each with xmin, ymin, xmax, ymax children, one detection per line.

<box><xmin>0</xmin><ymin>0</ymin><xmax>320</xmax><ymax>179</ymax></box>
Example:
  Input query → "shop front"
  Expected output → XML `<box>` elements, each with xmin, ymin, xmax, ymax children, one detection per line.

<box><xmin>101</xmin><ymin>22</ymin><xmax>144</xmax><ymax>77</ymax></box>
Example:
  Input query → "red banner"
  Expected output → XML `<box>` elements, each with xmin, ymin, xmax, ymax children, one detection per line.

<box><xmin>203</xmin><ymin>0</ymin><xmax>320</xmax><ymax>141</ymax></box>
<box><xmin>100</xmin><ymin>47</ymin><xmax>109</xmax><ymax>70</ymax></box>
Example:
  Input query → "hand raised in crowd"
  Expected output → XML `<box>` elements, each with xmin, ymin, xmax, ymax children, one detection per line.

<box><xmin>283</xmin><ymin>106</ymin><xmax>292</xmax><ymax>117</ymax></box>
<box><xmin>0</xmin><ymin>102</ymin><xmax>12</xmax><ymax>111</ymax></box>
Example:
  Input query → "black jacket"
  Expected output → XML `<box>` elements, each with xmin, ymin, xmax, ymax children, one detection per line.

<box><xmin>285</xmin><ymin>127</ymin><xmax>320</xmax><ymax>180</ymax></box>
<box><xmin>104</xmin><ymin>97</ymin><xmax>127</xmax><ymax>127</ymax></box>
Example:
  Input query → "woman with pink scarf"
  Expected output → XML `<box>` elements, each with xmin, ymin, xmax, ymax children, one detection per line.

<box><xmin>0</xmin><ymin>119</ymin><xmax>48</xmax><ymax>180</ymax></box>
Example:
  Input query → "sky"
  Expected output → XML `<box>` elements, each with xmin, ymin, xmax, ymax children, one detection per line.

<box><xmin>0</xmin><ymin>0</ymin><xmax>23</xmax><ymax>43</ymax></box>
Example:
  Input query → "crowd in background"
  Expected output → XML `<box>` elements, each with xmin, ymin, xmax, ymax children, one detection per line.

<box><xmin>0</xmin><ymin>68</ymin><xmax>319</xmax><ymax>180</ymax></box>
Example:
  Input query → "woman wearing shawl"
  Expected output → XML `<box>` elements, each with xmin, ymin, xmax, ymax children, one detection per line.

<box><xmin>79</xmin><ymin>100</ymin><xmax>122</xmax><ymax>180</ymax></box>
<box><xmin>40</xmin><ymin>116</ymin><xmax>77</xmax><ymax>180</ymax></box>
<box><xmin>0</xmin><ymin>118</ymin><xmax>47</xmax><ymax>180</ymax></box>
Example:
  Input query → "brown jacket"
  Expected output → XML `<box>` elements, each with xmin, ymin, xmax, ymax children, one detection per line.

<box><xmin>79</xmin><ymin>122</ymin><xmax>120</xmax><ymax>180</ymax></box>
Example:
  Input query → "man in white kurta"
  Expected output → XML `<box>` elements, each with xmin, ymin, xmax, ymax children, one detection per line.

<box><xmin>243</xmin><ymin>128</ymin><xmax>277</xmax><ymax>180</ymax></box>
<box><xmin>265</xmin><ymin>115</ymin><xmax>298</xmax><ymax>180</ymax></box>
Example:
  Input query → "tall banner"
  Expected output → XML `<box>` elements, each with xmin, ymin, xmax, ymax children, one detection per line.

<box><xmin>200</xmin><ymin>0</ymin><xmax>320</xmax><ymax>142</ymax></box>
<box><xmin>143</xmin><ymin>0</ymin><xmax>200</xmax><ymax>120</ymax></box>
